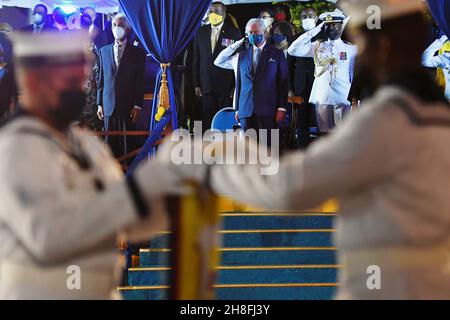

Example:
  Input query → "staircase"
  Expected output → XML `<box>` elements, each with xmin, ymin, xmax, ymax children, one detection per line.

<box><xmin>118</xmin><ymin>202</ymin><xmax>339</xmax><ymax>300</ymax></box>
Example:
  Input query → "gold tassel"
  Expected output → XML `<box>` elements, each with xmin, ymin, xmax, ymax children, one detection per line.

<box><xmin>155</xmin><ymin>63</ymin><xmax>171</xmax><ymax>122</ymax></box>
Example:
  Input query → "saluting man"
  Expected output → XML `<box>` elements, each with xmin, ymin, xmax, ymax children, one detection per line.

<box><xmin>0</xmin><ymin>31</ymin><xmax>183</xmax><ymax>300</ymax></box>
<box><xmin>288</xmin><ymin>9</ymin><xmax>357</xmax><ymax>134</ymax></box>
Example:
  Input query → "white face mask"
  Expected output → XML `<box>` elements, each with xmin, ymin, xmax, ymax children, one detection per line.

<box><xmin>112</xmin><ymin>26</ymin><xmax>126</xmax><ymax>40</ymax></box>
<box><xmin>260</xmin><ymin>17</ymin><xmax>274</xmax><ymax>31</ymax></box>
<box><xmin>33</xmin><ymin>13</ymin><xmax>44</xmax><ymax>25</ymax></box>
<box><xmin>302</xmin><ymin>18</ymin><xmax>316</xmax><ymax>31</ymax></box>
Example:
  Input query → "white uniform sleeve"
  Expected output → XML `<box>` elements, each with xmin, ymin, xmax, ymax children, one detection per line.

<box><xmin>287</xmin><ymin>23</ymin><xmax>323</xmax><ymax>58</ymax></box>
<box><xmin>210</xmin><ymin>101</ymin><xmax>410</xmax><ymax>211</ymax></box>
<box><xmin>214</xmin><ymin>39</ymin><xmax>243</xmax><ymax>71</ymax></box>
<box><xmin>0</xmin><ymin>134</ymin><xmax>164</xmax><ymax>265</ymax></box>
<box><xmin>422</xmin><ymin>36</ymin><xmax>449</xmax><ymax>68</ymax></box>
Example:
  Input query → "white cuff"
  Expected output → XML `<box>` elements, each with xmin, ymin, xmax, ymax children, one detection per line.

<box><xmin>133</xmin><ymin>106</ymin><xmax>142</xmax><ymax>110</ymax></box>
<box><xmin>277</xmin><ymin>108</ymin><xmax>287</xmax><ymax>112</ymax></box>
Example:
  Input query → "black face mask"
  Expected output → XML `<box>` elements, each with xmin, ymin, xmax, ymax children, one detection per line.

<box><xmin>324</xmin><ymin>24</ymin><xmax>342</xmax><ymax>41</ymax></box>
<box><xmin>50</xmin><ymin>89</ymin><xmax>86</xmax><ymax>130</ymax></box>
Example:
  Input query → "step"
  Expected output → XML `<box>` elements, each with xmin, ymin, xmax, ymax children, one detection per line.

<box><xmin>118</xmin><ymin>284</ymin><xmax>338</xmax><ymax>300</ymax></box>
<box><xmin>139</xmin><ymin>247</ymin><xmax>337</xmax><ymax>267</ymax></box>
<box><xmin>221</xmin><ymin>214</ymin><xmax>334</xmax><ymax>230</ymax></box>
<box><xmin>149</xmin><ymin>230</ymin><xmax>335</xmax><ymax>248</ymax></box>
<box><xmin>127</xmin><ymin>265</ymin><xmax>340</xmax><ymax>287</ymax></box>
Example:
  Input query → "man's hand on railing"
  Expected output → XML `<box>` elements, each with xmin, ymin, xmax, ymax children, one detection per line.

<box><xmin>97</xmin><ymin>106</ymin><xmax>104</xmax><ymax>120</ymax></box>
<box><xmin>195</xmin><ymin>87</ymin><xmax>203</xmax><ymax>97</ymax></box>
<box><xmin>130</xmin><ymin>107</ymin><xmax>141</xmax><ymax>124</ymax></box>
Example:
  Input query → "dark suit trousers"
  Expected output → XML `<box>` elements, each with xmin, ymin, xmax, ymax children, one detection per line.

<box><xmin>297</xmin><ymin>102</ymin><xmax>316</xmax><ymax>145</ymax></box>
<box><xmin>104</xmin><ymin>113</ymin><xmax>137</xmax><ymax>163</ymax></box>
<box><xmin>202</xmin><ymin>93</ymin><xmax>231</xmax><ymax>132</ymax></box>
<box><xmin>240</xmin><ymin>115</ymin><xmax>276</xmax><ymax>147</ymax></box>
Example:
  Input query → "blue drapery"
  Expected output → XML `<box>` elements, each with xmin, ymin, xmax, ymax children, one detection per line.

<box><xmin>427</xmin><ymin>0</ymin><xmax>450</xmax><ymax>38</ymax></box>
<box><xmin>119</xmin><ymin>0</ymin><xmax>211</xmax><ymax>173</ymax></box>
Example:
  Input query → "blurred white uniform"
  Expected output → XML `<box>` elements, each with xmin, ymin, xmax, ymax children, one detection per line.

<box><xmin>422</xmin><ymin>35</ymin><xmax>450</xmax><ymax>100</ymax></box>
<box><xmin>288</xmin><ymin>18</ymin><xmax>357</xmax><ymax>132</ymax></box>
<box><xmin>0</xmin><ymin>30</ymin><xmax>175</xmax><ymax>300</ymax></box>
<box><xmin>207</xmin><ymin>86</ymin><xmax>450</xmax><ymax>299</ymax></box>
<box><xmin>0</xmin><ymin>116</ymin><xmax>154</xmax><ymax>299</ymax></box>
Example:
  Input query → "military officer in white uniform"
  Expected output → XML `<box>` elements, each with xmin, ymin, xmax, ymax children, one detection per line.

<box><xmin>159</xmin><ymin>0</ymin><xmax>450</xmax><ymax>299</ymax></box>
<box><xmin>288</xmin><ymin>9</ymin><xmax>357</xmax><ymax>133</ymax></box>
<box><xmin>422</xmin><ymin>34</ymin><xmax>450</xmax><ymax>100</ymax></box>
<box><xmin>0</xmin><ymin>32</ymin><xmax>183</xmax><ymax>300</ymax></box>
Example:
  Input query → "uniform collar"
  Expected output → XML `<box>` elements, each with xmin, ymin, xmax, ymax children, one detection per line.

<box><xmin>326</xmin><ymin>38</ymin><xmax>342</xmax><ymax>43</ymax></box>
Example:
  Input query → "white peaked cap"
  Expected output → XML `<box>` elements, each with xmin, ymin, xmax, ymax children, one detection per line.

<box><xmin>11</xmin><ymin>31</ymin><xmax>91</xmax><ymax>68</ymax></box>
<box><xmin>340</xmin><ymin>0</ymin><xmax>425</xmax><ymax>27</ymax></box>
<box><xmin>319</xmin><ymin>9</ymin><xmax>346</xmax><ymax>22</ymax></box>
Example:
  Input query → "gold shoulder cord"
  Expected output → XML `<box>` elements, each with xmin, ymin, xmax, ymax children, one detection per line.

<box><xmin>313</xmin><ymin>41</ymin><xmax>337</xmax><ymax>81</ymax></box>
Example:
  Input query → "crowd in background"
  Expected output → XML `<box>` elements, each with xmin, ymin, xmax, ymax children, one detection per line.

<box><xmin>0</xmin><ymin>1</ymin><xmax>447</xmax><ymax>159</ymax></box>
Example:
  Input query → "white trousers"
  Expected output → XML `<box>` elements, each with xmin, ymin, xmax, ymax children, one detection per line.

<box><xmin>316</xmin><ymin>104</ymin><xmax>351</xmax><ymax>133</ymax></box>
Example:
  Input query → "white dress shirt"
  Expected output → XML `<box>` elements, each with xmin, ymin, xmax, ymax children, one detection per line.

<box><xmin>114</xmin><ymin>38</ymin><xmax>127</xmax><ymax>69</ymax></box>
<box><xmin>211</xmin><ymin>22</ymin><xmax>224</xmax><ymax>53</ymax></box>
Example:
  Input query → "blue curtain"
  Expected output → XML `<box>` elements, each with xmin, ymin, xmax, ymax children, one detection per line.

<box><xmin>427</xmin><ymin>0</ymin><xmax>450</xmax><ymax>38</ymax></box>
<box><xmin>119</xmin><ymin>0</ymin><xmax>211</xmax><ymax>173</ymax></box>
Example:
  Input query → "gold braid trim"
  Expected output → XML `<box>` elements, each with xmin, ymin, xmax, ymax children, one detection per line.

<box><xmin>155</xmin><ymin>63</ymin><xmax>171</xmax><ymax>122</ymax></box>
<box><xmin>313</xmin><ymin>41</ymin><xmax>337</xmax><ymax>79</ymax></box>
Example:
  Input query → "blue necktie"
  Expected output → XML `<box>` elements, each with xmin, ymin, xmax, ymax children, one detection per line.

<box><xmin>253</xmin><ymin>47</ymin><xmax>260</xmax><ymax>74</ymax></box>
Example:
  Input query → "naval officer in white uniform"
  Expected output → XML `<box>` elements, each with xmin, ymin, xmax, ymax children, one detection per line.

<box><xmin>0</xmin><ymin>31</ymin><xmax>183</xmax><ymax>300</ymax></box>
<box><xmin>159</xmin><ymin>0</ymin><xmax>450</xmax><ymax>299</ymax></box>
<box><xmin>288</xmin><ymin>9</ymin><xmax>357</xmax><ymax>133</ymax></box>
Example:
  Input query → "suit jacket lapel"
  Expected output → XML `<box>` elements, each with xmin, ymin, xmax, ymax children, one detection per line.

<box><xmin>109</xmin><ymin>44</ymin><xmax>117</xmax><ymax>75</ymax></box>
<box><xmin>254</xmin><ymin>45</ymin><xmax>269</xmax><ymax>79</ymax></box>
<box><xmin>117</xmin><ymin>44</ymin><xmax>130</xmax><ymax>74</ymax></box>
<box><xmin>206</xmin><ymin>27</ymin><xmax>213</xmax><ymax>56</ymax></box>
<box><xmin>247</xmin><ymin>47</ymin><xmax>254</xmax><ymax>78</ymax></box>
<box><xmin>213</xmin><ymin>24</ymin><xmax>229</xmax><ymax>57</ymax></box>
<box><xmin>213</xmin><ymin>29</ymin><xmax>224</xmax><ymax>57</ymax></box>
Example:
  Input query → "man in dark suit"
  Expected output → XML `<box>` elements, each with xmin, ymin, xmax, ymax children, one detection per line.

<box><xmin>214</xmin><ymin>19</ymin><xmax>288</xmax><ymax>146</ymax></box>
<box><xmin>289</xmin><ymin>7</ymin><xmax>319</xmax><ymax>147</ymax></box>
<box><xmin>193</xmin><ymin>1</ymin><xmax>241</xmax><ymax>131</ymax></box>
<box><xmin>97</xmin><ymin>14</ymin><xmax>146</xmax><ymax>160</ymax></box>
<box><xmin>21</xmin><ymin>4</ymin><xmax>58</xmax><ymax>34</ymax></box>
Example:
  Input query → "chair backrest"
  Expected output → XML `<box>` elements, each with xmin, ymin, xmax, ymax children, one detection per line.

<box><xmin>210</xmin><ymin>107</ymin><xmax>239</xmax><ymax>132</ymax></box>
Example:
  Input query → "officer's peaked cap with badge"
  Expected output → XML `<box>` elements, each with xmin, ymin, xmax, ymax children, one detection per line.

<box><xmin>339</xmin><ymin>0</ymin><xmax>424</xmax><ymax>27</ymax></box>
<box><xmin>319</xmin><ymin>9</ymin><xmax>346</xmax><ymax>24</ymax></box>
<box><xmin>10</xmin><ymin>31</ymin><xmax>91</xmax><ymax>69</ymax></box>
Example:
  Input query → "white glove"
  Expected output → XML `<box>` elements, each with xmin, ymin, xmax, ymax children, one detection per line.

<box><xmin>309</xmin><ymin>21</ymin><xmax>325</xmax><ymax>37</ymax></box>
<box><xmin>153</xmin><ymin>135</ymin><xmax>210</xmax><ymax>184</ymax></box>
<box><xmin>439</xmin><ymin>34</ymin><xmax>449</xmax><ymax>43</ymax></box>
<box><xmin>230</xmin><ymin>37</ymin><xmax>246</xmax><ymax>51</ymax></box>
<box><xmin>134</xmin><ymin>155</ymin><xmax>195</xmax><ymax>198</ymax></box>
